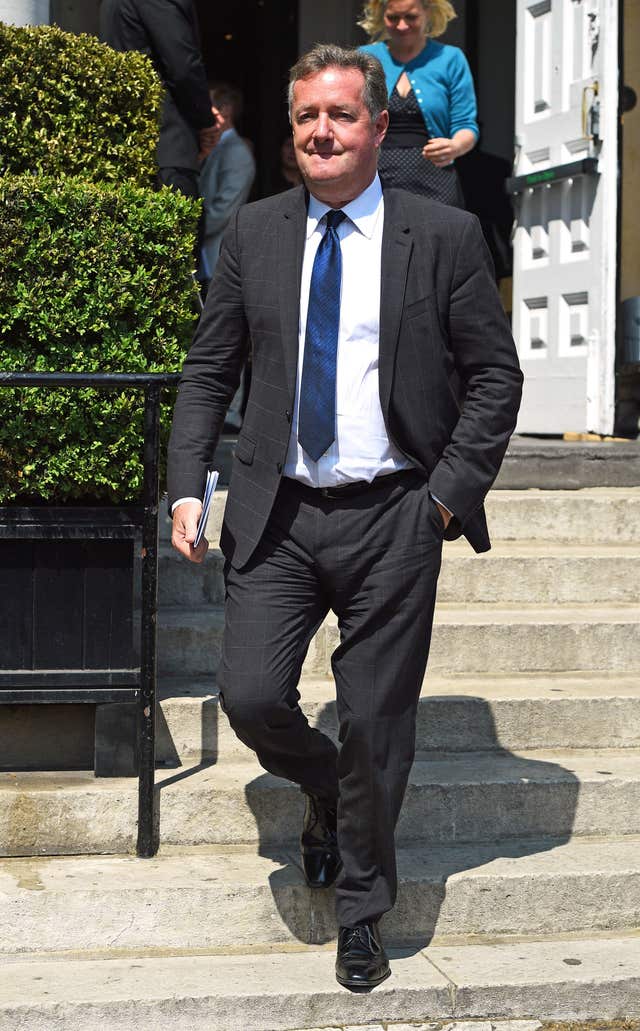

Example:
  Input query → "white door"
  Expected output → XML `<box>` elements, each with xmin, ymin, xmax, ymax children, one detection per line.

<box><xmin>512</xmin><ymin>0</ymin><xmax>619</xmax><ymax>434</ymax></box>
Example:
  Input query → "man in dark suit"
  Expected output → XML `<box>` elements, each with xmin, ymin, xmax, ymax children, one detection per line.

<box><xmin>100</xmin><ymin>0</ymin><xmax>219</xmax><ymax>198</ymax></box>
<box><xmin>168</xmin><ymin>44</ymin><xmax>522</xmax><ymax>991</ymax></box>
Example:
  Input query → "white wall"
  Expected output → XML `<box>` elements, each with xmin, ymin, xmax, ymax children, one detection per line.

<box><xmin>0</xmin><ymin>0</ymin><xmax>49</xmax><ymax>24</ymax></box>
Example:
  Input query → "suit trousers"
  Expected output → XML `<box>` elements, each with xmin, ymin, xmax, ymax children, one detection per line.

<box><xmin>217</xmin><ymin>470</ymin><xmax>443</xmax><ymax>927</ymax></box>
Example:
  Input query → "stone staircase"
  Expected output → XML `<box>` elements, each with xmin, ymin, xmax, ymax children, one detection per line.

<box><xmin>2</xmin><ymin>485</ymin><xmax>640</xmax><ymax>1029</ymax></box>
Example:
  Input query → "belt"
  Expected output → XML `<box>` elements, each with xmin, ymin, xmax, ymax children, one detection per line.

<box><xmin>284</xmin><ymin>468</ymin><xmax>418</xmax><ymax>501</ymax></box>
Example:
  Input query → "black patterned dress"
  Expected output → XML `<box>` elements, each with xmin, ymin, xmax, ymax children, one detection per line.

<box><xmin>378</xmin><ymin>86</ymin><xmax>465</xmax><ymax>208</ymax></box>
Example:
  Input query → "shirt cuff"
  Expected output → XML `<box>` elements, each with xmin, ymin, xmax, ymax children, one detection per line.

<box><xmin>430</xmin><ymin>493</ymin><xmax>453</xmax><ymax>518</ymax></box>
<box><xmin>171</xmin><ymin>496</ymin><xmax>201</xmax><ymax>514</ymax></box>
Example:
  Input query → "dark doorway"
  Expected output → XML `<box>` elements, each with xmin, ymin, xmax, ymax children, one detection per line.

<box><xmin>196</xmin><ymin>0</ymin><xmax>299</xmax><ymax>199</ymax></box>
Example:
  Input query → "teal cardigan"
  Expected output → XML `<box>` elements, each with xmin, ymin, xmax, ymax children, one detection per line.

<box><xmin>359</xmin><ymin>39</ymin><xmax>478</xmax><ymax>143</ymax></box>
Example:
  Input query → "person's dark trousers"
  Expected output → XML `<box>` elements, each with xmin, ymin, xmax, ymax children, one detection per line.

<box><xmin>217</xmin><ymin>470</ymin><xmax>443</xmax><ymax>928</ymax></box>
<box><xmin>157</xmin><ymin>166</ymin><xmax>199</xmax><ymax>199</ymax></box>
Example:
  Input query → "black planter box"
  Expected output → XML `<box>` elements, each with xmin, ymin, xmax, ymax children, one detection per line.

<box><xmin>0</xmin><ymin>506</ymin><xmax>143</xmax><ymax>775</ymax></box>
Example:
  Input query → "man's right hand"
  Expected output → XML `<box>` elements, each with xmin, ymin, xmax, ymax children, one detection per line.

<box><xmin>199</xmin><ymin>108</ymin><xmax>222</xmax><ymax>160</ymax></box>
<box><xmin>172</xmin><ymin>501</ymin><xmax>208</xmax><ymax>563</ymax></box>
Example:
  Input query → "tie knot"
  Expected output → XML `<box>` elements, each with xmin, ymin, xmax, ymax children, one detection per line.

<box><xmin>325</xmin><ymin>209</ymin><xmax>346</xmax><ymax>231</ymax></box>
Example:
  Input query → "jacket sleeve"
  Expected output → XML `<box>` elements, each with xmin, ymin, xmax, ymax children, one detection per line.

<box><xmin>138</xmin><ymin>0</ymin><xmax>215</xmax><ymax>129</ymax></box>
<box><xmin>167</xmin><ymin>211</ymin><xmax>249</xmax><ymax>506</ymax></box>
<box><xmin>447</xmin><ymin>48</ymin><xmax>479</xmax><ymax>138</ymax></box>
<box><xmin>428</xmin><ymin>214</ymin><xmax>523</xmax><ymax>528</ymax></box>
<box><xmin>202</xmin><ymin>143</ymin><xmax>256</xmax><ymax>236</ymax></box>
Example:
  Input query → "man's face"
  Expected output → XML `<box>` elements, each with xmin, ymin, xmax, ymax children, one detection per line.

<box><xmin>291</xmin><ymin>67</ymin><xmax>388</xmax><ymax>202</ymax></box>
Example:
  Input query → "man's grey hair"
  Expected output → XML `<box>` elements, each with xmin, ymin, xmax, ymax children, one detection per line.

<box><xmin>288</xmin><ymin>43</ymin><xmax>388</xmax><ymax>122</ymax></box>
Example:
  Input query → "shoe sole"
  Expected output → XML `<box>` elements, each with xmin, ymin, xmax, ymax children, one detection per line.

<box><xmin>336</xmin><ymin>966</ymin><xmax>391</xmax><ymax>992</ymax></box>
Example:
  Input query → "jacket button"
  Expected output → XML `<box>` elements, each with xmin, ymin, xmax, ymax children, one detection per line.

<box><xmin>277</xmin><ymin>462</ymin><xmax>283</xmax><ymax>473</ymax></box>
<box><xmin>285</xmin><ymin>410</ymin><xmax>291</xmax><ymax>422</ymax></box>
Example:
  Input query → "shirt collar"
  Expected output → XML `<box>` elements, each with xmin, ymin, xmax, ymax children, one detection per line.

<box><xmin>306</xmin><ymin>173</ymin><xmax>383</xmax><ymax>240</ymax></box>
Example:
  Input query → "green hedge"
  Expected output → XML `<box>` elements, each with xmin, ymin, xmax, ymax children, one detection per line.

<box><xmin>0</xmin><ymin>23</ymin><xmax>162</xmax><ymax>185</ymax></box>
<box><xmin>0</xmin><ymin>176</ymin><xmax>200</xmax><ymax>503</ymax></box>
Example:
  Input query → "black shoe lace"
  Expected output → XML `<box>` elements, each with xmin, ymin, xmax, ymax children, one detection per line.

<box><xmin>308</xmin><ymin>795</ymin><xmax>337</xmax><ymax>836</ymax></box>
<box><xmin>342</xmin><ymin>924</ymin><xmax>381</xmax><ymax>953</ymax></box>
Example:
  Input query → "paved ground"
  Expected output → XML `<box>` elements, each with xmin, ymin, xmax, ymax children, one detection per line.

<box><xmin>290</xmin><ymin>1023</ymin><xmax>640</xmax><ymax>1031</ymax></box>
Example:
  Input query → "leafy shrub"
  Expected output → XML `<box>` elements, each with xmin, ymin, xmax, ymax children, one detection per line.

<box><xmin>0</xmin><ymin>175</ymin><xmax>200</xmax><ymax>503</ymax></box>
<box><xmin>0</xmin><ymin>22</ymin><xmax>162</xmax><ymax>185</ymax></box>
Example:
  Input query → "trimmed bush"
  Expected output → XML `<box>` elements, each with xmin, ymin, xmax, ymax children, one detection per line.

<box><xmin>0</xmin><ymin>22</ymin><xmax>162</xmax><ymax>185</ymax></box>
<box><xmin>0</xmin><ymin>175</ymin><xmax>200</xmax><ymax>503</ymax></box>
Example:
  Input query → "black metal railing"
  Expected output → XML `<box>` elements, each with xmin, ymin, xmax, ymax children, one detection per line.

<box><xmin>0</xmin><ymin>371</ymin><xmax>180</xmax><ymax>857</ymax></box>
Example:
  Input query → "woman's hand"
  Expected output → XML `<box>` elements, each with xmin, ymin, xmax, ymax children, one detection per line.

<box><xmin>423</xmin><ymin>129</ymin><xmax>477</xmax><ymax>167</ymax></box>
<box><xmin>422</xmin><ymin>137</ymin><xmax>460</xmax><ymax>167</ymax></box>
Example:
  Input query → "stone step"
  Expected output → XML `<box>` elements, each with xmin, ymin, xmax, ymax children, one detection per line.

<box><xmin>157</xmin><ymin>603</ymin><xmax>640</xmax><ymax>677</ymax></box>
<box><xmin>1</xmin><ymin>933</ymin><xmax>639</xmax><ymax>1029</ymax></box>
<box><xmin>484</xmin><ymin>487</ymin><xmax>640</xmax><ymax>543</ymax></box>
<box><xmin>4</xmin><ymin>837</ymin><xmax>640</xmax><ymax>955</ymax></box>
<box><xmin>437</xmin><ymin>543</ymin><xmax>639</xmax><ymax>604</ymax></box>
<box><xmin>158</xmin><ymin>541</ymin><xmax>640</xmax><ymax>607</ymax></box>
<box><xmin>3</xmin><ymin>749</ymin><xmax>640</xmax><ymax>856</ymax></box>
<box><xmin>158</xmin><ymin>545</ymin><xmax>225</xmax><ymax>607</ymax></box>
<box><xmin>316</xmin><ymin>605</ymin><xmax>640</xmax><ymax>677</ymax></box>
<box><xmin>157</xmin><ymin>672</ymin><xmax>640</xmax><ymax>765</ymax></box>
<box><xmin>157</xmin><ymin>606</ymin><xmax>225</xmax><ymax>676</ymax></box>
<box><xmin>495</xmin><ymin>436</ymin><xmax>640</xmax><ymax>489</ymax></box>
<box><xmin>162</xmin><ymin>486</ymin><xmax>640</xmax><ymax>548</ymax></box>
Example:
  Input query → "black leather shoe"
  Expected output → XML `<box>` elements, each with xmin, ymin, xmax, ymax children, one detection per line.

<box><xmin>335</xmin><ymin>921</ymin><xmax>391</xmax><ymax>991</ymax></box>
<box><xmin>300</xmin><ymin>793</ymin><xmax>341</xmax><ymax>889</ymax></box>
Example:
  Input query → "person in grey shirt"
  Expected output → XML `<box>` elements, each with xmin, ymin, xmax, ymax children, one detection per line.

<box><xmin>199</xmin><ymin>83</ymin><xmax>256</xmax><ymax>281</ymax></box>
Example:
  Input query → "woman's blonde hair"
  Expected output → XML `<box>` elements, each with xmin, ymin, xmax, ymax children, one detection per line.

<box><xmin>358</xmin><ymin>0</ymin><xmax>456</xmax><ymax>41</ymax></box>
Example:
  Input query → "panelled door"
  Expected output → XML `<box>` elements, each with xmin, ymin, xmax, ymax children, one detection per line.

<box><xmin>512</xmin><ymin>0</ymin><xmax>619</xmax><ymax>433</ymax></box>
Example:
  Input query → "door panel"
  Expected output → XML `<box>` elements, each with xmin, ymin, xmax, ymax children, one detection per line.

<box><xmin>513</xmin><ymin>0</ymin><xmax>618</xmax><ymax>433</ymax></box>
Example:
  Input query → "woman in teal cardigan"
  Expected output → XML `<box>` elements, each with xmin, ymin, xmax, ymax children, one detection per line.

<box><xmin>359</xmin><ymin>0</ymin><xmax>478</xmax><ymax>207</ymax></box>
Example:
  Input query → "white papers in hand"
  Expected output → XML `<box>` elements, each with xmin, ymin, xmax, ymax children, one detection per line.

<box><xmin>194</xmin><ymin>470</ymin><xmax>219</xmax><ymax>548</ymax></box>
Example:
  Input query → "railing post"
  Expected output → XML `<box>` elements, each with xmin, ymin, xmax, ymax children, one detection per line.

<box><xmin>137</xmin><ymin>382</ymin><xmax>161</xmax><ymax>856</ymax></box>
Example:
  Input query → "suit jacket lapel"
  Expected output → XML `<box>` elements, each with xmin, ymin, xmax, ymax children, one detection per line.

<box><xmin>379</xmin><ymin>190</ymin><xmax>413</xmax><ymax>417</ymax></box>
<box><xmin>278</xmin><ymin>187</ymin><xmax>307</xmax><ymax>400</ymax></box>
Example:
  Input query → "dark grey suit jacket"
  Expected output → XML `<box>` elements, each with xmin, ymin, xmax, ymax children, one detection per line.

<box><xmin>167</xmin><ymin>185</ymin><xmax>523</xmax><ymax>569</ymax></box>
<box><xmin>100</xmin><ymin>0</ymin><xmax>215</xmax><ymax>171</ymax></box>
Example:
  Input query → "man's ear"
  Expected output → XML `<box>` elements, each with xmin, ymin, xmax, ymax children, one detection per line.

<box><xmin>374</xmin><ymin>109</ymin><xmax>389</xmax><ymax>148</ymax></box>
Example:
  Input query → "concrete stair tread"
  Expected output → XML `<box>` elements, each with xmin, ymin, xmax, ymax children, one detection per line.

<box><xmin>4</xmin><ymin>834</ymin><xmax>640</xmax><ymax>896</ymax></box>
<box><xmin>1</xmin><ymin>934</ymin><xmax>639</xmax><ymax>1027</ymax></box>
<box><xmin>443</xmin><ymin>541</ymin><xmax>640</xmax><ymax>557</ymax></box>
<box><xmin>3</xmin><ymin>749</ymin><xmax>639</xmax><ymax>855</ymax></box>
<box><xmin>158</xmin><ymin>670</ymin><xmax>640</xmax><ymax>703</ymax></box>
<box><xmin>3</xmin><ymin>836</ymin><xmax>640</xmax><ymax>953</ymax></box>
<box><xmin>430</xmin><ymin>603</ymin><xmax>640</xmax><ymax>624</ymax></box>
<box><xmin>155</xmin><ymin>671</ymin><xmax>640</xmax><ymax>763</ymax></box>
<box><xmin>159</xmin><ymin>602</ymin><xmax>640</xmax><ymax>625</ymax></box>
<box><xmin>4</xmin><ymin>746</ymin><xmax>640</xmax><ymax>794</ymax></box>
<box><xmin>492</xmin><ymin>485</ymin><xmax>640</xmax><ymax>496</ymax></box>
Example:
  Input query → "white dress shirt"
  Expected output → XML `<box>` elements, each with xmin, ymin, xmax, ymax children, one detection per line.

<box><xmin>284</xmin><ymin>173</ymin><xmax>410</xmax><ymax>486</ymax></box>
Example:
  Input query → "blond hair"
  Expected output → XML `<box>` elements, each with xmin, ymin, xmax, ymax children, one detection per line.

<box><xmin>358</xmin><ymin>0</ymin><xmax>456</xmax><ymax>41</ymax></box>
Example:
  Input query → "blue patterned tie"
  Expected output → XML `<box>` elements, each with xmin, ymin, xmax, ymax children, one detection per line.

<box><xmin>298</xmin><ymin>209</ymin><xmax>347</xmax><ymax>462</ymax></box>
